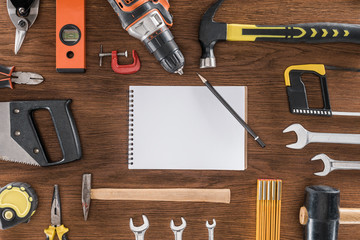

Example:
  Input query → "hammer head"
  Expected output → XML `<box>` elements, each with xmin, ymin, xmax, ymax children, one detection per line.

<box><xmin>199</xmin><ymin>0</ymin><xmax>227</xmax><ymax>68</ymax></box>
<box><xmin>301</xmin><ymin>185</ymin><xmax>340</xmax><ymax>240</ymax></box>
<box><xmin>82</xmin><ymin>173</ymin><xmax>92</xmax><ymax>221</ymax></box>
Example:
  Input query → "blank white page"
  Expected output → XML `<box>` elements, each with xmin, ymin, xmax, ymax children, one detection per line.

<box><xmin>128</xmin><ymin>86</ymin><xmax>247</xmax><ymax>170</ymax></box>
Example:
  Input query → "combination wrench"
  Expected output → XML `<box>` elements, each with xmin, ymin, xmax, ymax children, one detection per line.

<box><xmin>130</xmin><ymin>215</ymin><xmax>149</xmax><ymax>240</ymax></box>
<box><xmin>206</xmin><ymin>219</ymin><xmax>216</xmax><ymax>240</ymax></box>
<box><xmin>170</xmin><ymin>217</ymin><xmax>186</xmax><ymax>240</ymax></box>
<box><xmin>283</xmin><ymin>123</ymin><xmax>360</xmax><ymax>149</ymax></box>
<box><xmin>312</xmin><ymin>154</ymin><xmax>360</xmax><ymax>176</ymax></box>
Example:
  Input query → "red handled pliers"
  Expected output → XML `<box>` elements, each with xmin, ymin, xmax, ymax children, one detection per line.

<box><xmin>0</xmin><ymin>64</ymin><xmax>43</xmax><ymax>89</ymax></box>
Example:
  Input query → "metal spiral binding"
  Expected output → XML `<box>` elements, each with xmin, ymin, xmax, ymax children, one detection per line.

<box><xmin>128</xmin><ymin>89</ymin><xmax>134</xmax><ymax>165</ymax></box>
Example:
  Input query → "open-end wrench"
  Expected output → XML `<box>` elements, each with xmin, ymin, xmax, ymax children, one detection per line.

<box><xmin>312</xmin><ymin>153</ymin><xmax>360</xmax><ymax>176</ymax></box>
<box><xmin>206</xmin><ymin>219</ymin><xmax>216</xmax><ymax>240</ymax></box>
<box><xmin>170</xmin><ymin>217</ymin><xmax>186</xmax><ymax>240</ymax></box>
<box><xmin>130</xmin><ymin>215</ymin><xmax>149</xmax><ymax>240</ymax></box>
<box><xmin>283</xmin><ymin>123</ymin><xmax>360</xmax><ymax>149</ymax></box>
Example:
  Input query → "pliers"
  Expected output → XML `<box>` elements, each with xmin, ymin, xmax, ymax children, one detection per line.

<box><xmin>44</xmin><ymin>185</ymin><xmax>69</xmax><ymax>240</ymax></box>
<box><xmin>7</xmin><ymin>0</ymin><xmax>40</xmax><ymax>54</ymax></box>
<box><xmin>0</xmin><ymin>64</ymin><xmax>43</xmax><ymax>89</ymax></box>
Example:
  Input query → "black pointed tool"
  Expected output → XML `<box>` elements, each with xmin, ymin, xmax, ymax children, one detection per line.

<box><xmin>44</xmin><ymin>185</ymin><xmax>69</xmax><ymax>240</ymax></box>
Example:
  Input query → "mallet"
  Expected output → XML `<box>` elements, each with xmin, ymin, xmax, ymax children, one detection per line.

<box><xmin>82</xmin><ymin>174</ymin><xmax>231</xmax><ymax>221</ymax></box>
<box><xmin>299</xmin><ymin>185</ymin><xmax>360</xmax><ymax>240</ymax></box>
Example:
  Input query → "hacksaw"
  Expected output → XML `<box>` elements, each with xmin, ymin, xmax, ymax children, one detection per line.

<box><xmin>284</xmin><ymin>64</ymin><xmax>360</xmax><ymax>117</ymax></box>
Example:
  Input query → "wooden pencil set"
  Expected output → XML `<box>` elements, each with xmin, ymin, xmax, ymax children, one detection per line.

<box><xmin>256</xmin><ymin>179</ymin><xmax>282</xmax><ymax>240</ymax></box>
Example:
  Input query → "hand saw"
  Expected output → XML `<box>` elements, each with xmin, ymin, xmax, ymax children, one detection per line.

<box><xmin>284</xmin><ymin>64</ymin><xmax>360</xmax><ymax>117</ymax></box>
<box><xmin>0</xmin><ymin>100</ymin><xmax>82</xmax><ymax>166</ymax></box>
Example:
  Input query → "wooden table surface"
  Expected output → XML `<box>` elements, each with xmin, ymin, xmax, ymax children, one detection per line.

<box><xmin>0</xmin><ymin>0</ymin><xmax>360</xmax><ymax>239</ymax></box>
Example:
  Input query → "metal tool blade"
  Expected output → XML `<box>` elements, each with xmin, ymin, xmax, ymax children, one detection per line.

<box><xmin>51</xmin><ymin>185</ymin><xmax>62</xmax><ymax>226</ymax></box>
<box><xmin>11</xmin><ymin>71</ymin><xmax>44</xmax><ymax>85</ymax></box>
<box><xmin>14</xmin><ymin>29</ymin><xmax>27</xmax><ymax>55</ymax></box>
<box><xmin>0</xmin><ymin>102</ymin><xmax>40</xmax><ymax>166</ymax></box>
<box><xmin>7</xmin><ymin>0</ymin><xmax>40</xmax><ymax>54</ymax></box>
<box><xmin>332</xmin><ymin>111</ymin><xmax>360</xmax><ymax>117</ymax></box>
<box><xmin>82</xmin><ymin>174</ymin><xmax>91</xmax><ymax>221</ymax></box>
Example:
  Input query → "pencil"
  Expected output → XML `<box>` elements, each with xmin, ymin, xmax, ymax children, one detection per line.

<box><xmin>197</xmin><ymin>73</ymin><xmax>265</xmax><ymax>148</ymax></box>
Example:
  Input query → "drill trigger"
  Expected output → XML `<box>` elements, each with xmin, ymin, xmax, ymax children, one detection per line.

<box><xmin>111</xmin><ymin>50</ymin><xmax>141</xmax><ymax>74</ymax></box>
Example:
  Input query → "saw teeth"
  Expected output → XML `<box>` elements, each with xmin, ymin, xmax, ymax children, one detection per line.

<box><xmin>0</xmin><ymin>155</ymin><xmax>40</xmax><ymax>166</ymax></box>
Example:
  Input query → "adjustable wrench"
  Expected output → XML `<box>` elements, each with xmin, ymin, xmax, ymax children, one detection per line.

<box><xmin>312</xmin><ymin>153</ymin><xmax>360</xmax><ymax>176</ymax></box>
<box><xmin>206</xmin><ymin>219</ymin><xmax>216</xmax><ymax>240</ymax></box>
<box><xmin>130</xmin><ymin>215</ymin><xmax>149</xmax><ymax>240</ymax></box>
<box><xmin>283</xmin><ymin>123</ymin><xmax>360</xmax><ymax>149</ymax></box>
<box><xmin>170</xmin><ymin>217</ymin><xmax>186</xmax><ymax>240</ymax></box>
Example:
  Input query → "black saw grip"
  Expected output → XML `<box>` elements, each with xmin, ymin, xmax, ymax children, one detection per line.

<box><xmin>10</xmin><ymin>100</ymin><xmax>82</xmax><ymax>166</ymax></box>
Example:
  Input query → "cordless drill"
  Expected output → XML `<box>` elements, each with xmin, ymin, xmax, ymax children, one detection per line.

<box><xmin>107</xmin><ymin>0</ymin><xmax>185</xmax><ymax>75</ymax></box>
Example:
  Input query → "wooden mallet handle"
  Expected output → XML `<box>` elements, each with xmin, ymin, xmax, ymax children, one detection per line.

<box><xmin>340</xmin><ymin>208</ymin><xmax>360</xmax><ymax>224</ymax></box>
<box><xmin>300</xmin><ymin>207</ymin><xmax>360</xmax><ymax>225</ymax></box>
<box><xmin>91</xmin><ymin>188</ymin><xmax>231</xmax><ymax>203</ymax></box>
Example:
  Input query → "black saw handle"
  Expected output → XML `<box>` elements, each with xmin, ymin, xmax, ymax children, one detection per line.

<box><xmin>10</xmin><ymin>100</ymin><xmax>82</xmax><ymax>166</ymax></box>
<box><xmin>228</xmin><ymin>23</ymin><xmax>360</xmax><ymax>43</ymax></box>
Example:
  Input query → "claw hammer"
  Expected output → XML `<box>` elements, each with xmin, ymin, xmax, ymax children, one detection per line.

<box><xmin>199</xmin><ymin>0</ymin><xmax>360</xmax><ymax>68</ymax></box>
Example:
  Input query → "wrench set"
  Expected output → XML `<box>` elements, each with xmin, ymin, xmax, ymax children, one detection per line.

<box><xmin>282</xmin><ymin>62</ymin><xmax>360</xmax><ymax>178</ymax></box>
<box><xmin>129</xmin><ymin>215</ymin><xmax>216</xmax><ymax>240</ymax></box>
<box><xmin>284</xmin><ymin>123</ymin><xmax>360</xmax><ymax>176</ymax></box>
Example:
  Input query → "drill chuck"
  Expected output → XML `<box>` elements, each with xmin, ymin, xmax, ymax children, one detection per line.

<box><xmin>108</xmin><ymin>0</ymin><xmax>185</xmax><ymax>75</ymax></box>
<box><xmin>143</xmin><ymin>27</ymin><xmax>184</xmax><ymax>75</ymax></box>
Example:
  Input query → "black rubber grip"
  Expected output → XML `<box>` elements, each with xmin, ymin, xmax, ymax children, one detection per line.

<box><xmin>10</xmin><ymin>0</ymin><xmax>35</xmax><ymax>15</ymax></box>
<box><xmin>62</xmin><ymin>233</ymin><xmax>69</xmax><ymax>240</ymax></box>
<box><xmin>0</xmin><ymin>65</ymin><xmax>13</xmax><ymax>76</ymax></box>
<box><xmin>10</xmin><ymin>100</ymin><xmax>82</xmax><ymax>166</ymax></box>
<box><xmin>0</xmin><ymin>79</ymin><xmax>12</xmax><ymax>89</ymax></box>
<box><xmin>246</xmin><ymin>23</ymin><xmax>360</xmax><ymax>43</ymax></box>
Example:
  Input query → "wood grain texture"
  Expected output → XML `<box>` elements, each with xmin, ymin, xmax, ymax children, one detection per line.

<box><xmin>0</xmin><ymin>0</ymin><xmax>359</xmax><ymax>239</ymax></box>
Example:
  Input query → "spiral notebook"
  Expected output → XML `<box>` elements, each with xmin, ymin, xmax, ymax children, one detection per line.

<box><xmin>128</xmin><ymin>86</ymin><xmax>247</xmax><ymax>170</ymax></box>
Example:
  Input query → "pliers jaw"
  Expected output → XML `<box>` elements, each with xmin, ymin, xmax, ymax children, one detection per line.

<box><xmin>50</xmin><ymin>185</ymin><xmax>62</xmax><ymax>227</ymax></box>
<box><xmin>0</xmin><ymin>64</ymin><xmax>43</xmax><ymax>89</ymax></box>
<box><xmin>7</xmin><ymin>0</ymin><xmax>40</xmax><ymax>54</ymax></box>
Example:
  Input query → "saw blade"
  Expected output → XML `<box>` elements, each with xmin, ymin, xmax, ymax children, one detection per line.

<box><xmin>0</xmin><ymin>102</ymin><xmax>40</xmax><ymax>166</ymax></box>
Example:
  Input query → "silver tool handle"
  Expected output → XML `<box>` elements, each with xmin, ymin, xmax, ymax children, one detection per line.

<box><xmin>332</xmin><ymin>161</ymin><xmax>360</xmax><ymax>170</ymax></box>
<box><xmin>208</xmin><ymin>228</ymin><xmax>215</xmax><ymax>240</ymax></box>
<box><xmin>134</xmin><ymin>232</ymin><xmax>145</xmax><ymax>240</ymax></box>
<box><xmin>173</xmin><ymin>231</ymin><xmax>184</xmax><ymax>240</ymax></box>
<box><xmin>308</xmin><ymin>132</ymin><xmax>360</xmax><ymax>145</ymax></box>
